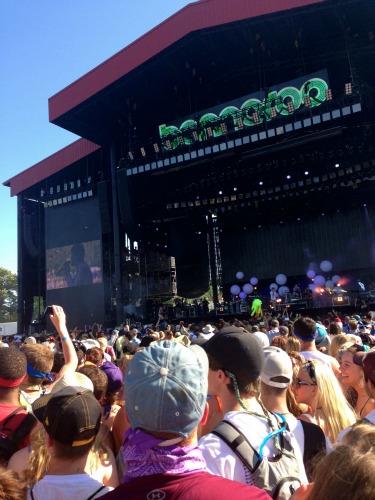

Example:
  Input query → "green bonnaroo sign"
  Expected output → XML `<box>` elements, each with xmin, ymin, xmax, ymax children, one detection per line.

<box><xmin>159</xmin><ymin>72</ymin><xmax>329</xmax><ymax>150</ymax></box>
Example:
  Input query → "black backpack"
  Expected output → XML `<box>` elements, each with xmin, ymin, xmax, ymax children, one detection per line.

<box><xmin>0</xmin><ymin>407</ymin><xmax>37</xmax><ymax>466</ymax></box>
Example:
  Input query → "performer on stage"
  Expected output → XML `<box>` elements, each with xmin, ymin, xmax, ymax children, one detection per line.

<box><xmin>270</xmin><ymin>287</ymin><xmax>279</xmax><ymax>308</ymax></box>
<box><xmin>251</xmin><ymin>298</ymin><xmax>263</xmax><ymax>319</ymax></box>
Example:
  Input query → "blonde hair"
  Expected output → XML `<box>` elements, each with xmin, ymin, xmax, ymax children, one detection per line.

<box><xmin>329</xmin><ymin>335</ymin><xmax>355</xmax><ymax>360</ymax></box>
<box><xmin>285</xmin><ymin>337</ymin><xmax>301</xmax><ymax>355</ymax></box>
<box><xmin>308</xmin><ymin>424</ymin><xmax>375</xmax><ymax>500</ymax></box>
<box><xmin>302</xmin><ymin>360</ymin><xmax>357</xmax><ymax>442</ymax></box>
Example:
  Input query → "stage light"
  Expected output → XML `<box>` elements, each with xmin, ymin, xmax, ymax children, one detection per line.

<box><xmin>253</xmin><ymin>112</ymin><xmax>260</xmax><ymax>123</ymax></box>
<box><xmin>206</xmin><ymin>127</ymin><xmax>213</xmax><ymax>137</ymax></box>
<box><xmin>178</xmin><ymin>136</ymin><xmax>184</xmax><ymax>146</ymax></box>
<box><xmin>335</xmin><ymin>163</ymin><xmax>339</xmax><ymax>168</ymax></box>
<box><xmin>233</xmin><ymin>187</ymin><xmax>237</xmax><ymax>191</ymax></box>
<box><xmin>220</xmin><ymin>122</ymin><xmax>227</xmax><ymax>133</ymax></box>
<box><xmin>192</xmin><ymin>130</ymin><xmax>199</xmax><ymax>141</ymax></box>
<box><xmin>286</xmin><ymin>175</ymin><xmax>291</xmax><ymax>180</ymax></box>
<box><xmin>304</xmin><ymin>95</ymin><xmax>311</xmax><ymax>107</ymax></box>
<box><xmin>237</xmin><ymin>116</ymin><xmax>244</xmax><ymax>128</ymax></box>
<box><xmin>40</xmin><ymin>189</ymin><xmax>45</xmax><ymax>197</ymax></box>
<box><xmin>153</xmin><ymin>143</ymin><xmax>160</xmax><ymax>153</ymax></box>
<box><xmin>218</xmin><ymin>190</ymin><xmax>223</xmax><ymax>195</ymax></box>
<box><xmin>128</xmin><ymin>151</ymin><xmax>134</xmax><ymax>160</ymax></box>
<box><xmin>259</xmin><ymin>181</ymin><xmax>263</xmax><ymax>186</ymax></box>
<box><xmin>287</xmin><ymin>101</ymin><xmax>294</xmax><ymax>113</ymax></box>
<box><xmin>165</xmin><ymin>140</ymin><xmax>172</xmax><ymax>150</ymax></box>
<box><xmin>305</xmin><ymin>171</ymin><xmax>309</xmax><ymax>175</ymax></box>
<box><xmin>270</xmin><ymin>107</ymin><xmax>277</xmax><ymax>118</ymax></box>
<box><xmin>140</xmin><ymin>147</ymin><xmax>146</xmax><ymax>157</ymax></box>
<box><xmin>325</xmin><ymin>89</ymin><xmax>333</xmax><ymax>100</ymax></box>
<box><xmin>345</xmin><ymin>83</ymin><xmax>352</xmax><ymax>95</ymax></box>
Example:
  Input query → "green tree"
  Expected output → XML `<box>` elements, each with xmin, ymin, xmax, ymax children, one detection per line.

<box><xmin>0</xmin><ymin>268</ymin><xmax>17</xmax><ymax>322</ymax></box>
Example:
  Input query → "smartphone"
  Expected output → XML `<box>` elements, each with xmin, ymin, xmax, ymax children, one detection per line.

<box><xmin>41</xmin><ymin>306</ymin><xmax>54</xmax><ymax>321</ymax></box>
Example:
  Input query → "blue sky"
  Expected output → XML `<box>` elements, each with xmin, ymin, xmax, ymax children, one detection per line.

<box><xmin>0</xmin><ymin>0</ymin><xmax>197</xmax><ymax>274</ymax></box>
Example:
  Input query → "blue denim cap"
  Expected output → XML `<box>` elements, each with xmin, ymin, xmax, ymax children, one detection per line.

<box><xmin>125</xmin><ymin>340</ymin><xmax>208</xmax><ymax>439</ymax></box>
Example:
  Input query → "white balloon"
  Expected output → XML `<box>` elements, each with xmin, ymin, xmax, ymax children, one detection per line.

<box><xmin>320</xmin><ymin>260</ymin><xmax>333</xmax><ymax>272</ymax></box>
<box><xmin>278</xmin><ymin>286</ymin><xmax>290</xmax><ymax>297</ymax></box>
<box><xmin>250</xmin><ymin>277</ymin><xmax>258</xmax><ymax>286</ymax></box>
<box><xmin>314</xmin><ymin>275</ymin><xmax>326</xmax><ymax>287</ymax></box>
<box><xmin>269</xmin><ymin>283</ymin><xmax>279</xmax><ymax>290</ymax></box>
<box><xmin>239</xmin><ymin>291</ymin><xmax>247</xmax><ymax>299</ymax></box>
<box><xmin>307</xmin><ymin>269</ymin><xmax>316</xmax><ymax>279</ymax></box>
<box><xmin>230</xmin><ymin>285</ymin><xmax>241</xmax><ymax>295</ymax></box>
<box><xmin>236</xmin><ymin>271</ymin><xmax>244</xmax><ymax>280</ymax></box>
<box><xmin>243</xmin><ymin>284</ymin><xmax>254</xmax><ymax>294</ymax></box>
<box><xmin>332</xmin><ymin>275</ymin><xmax>341</xmax><ymax>284</ymax></box>
<box><xmin>325</xmin><ymin>280</ymin><xmax>334</xmax><ymax>289</ymax></box>
<box><xmin>276</xmin><ymin>274</ymin><xmax>287</xmax><ymax>285</ymax></box>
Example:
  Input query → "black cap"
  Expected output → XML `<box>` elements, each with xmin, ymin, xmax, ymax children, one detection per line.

<box><xmin>203</xmin><ymin>326</ymin><xmax>264</xmax><ymax>383</ymax></box>
<box><xmin>40</xmin><ymin>386</ymin><xmax>101</xmax><ymax>447</ymax></box>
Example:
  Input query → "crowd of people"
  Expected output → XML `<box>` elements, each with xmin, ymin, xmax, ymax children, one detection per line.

<box><xmin>0</xmin><ymin>307</ymin><xmax>375</xmax><ymax>499</ymax></box>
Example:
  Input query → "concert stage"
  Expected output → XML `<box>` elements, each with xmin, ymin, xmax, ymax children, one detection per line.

<box><xmin>4</xmin><ymin>0</ymin><xmax>375</xmax><ymax>330</ymax></box>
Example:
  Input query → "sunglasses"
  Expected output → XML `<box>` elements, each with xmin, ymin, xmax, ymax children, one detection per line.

<box><xmin>304</xmin><ymin>360</ymin><xmax>318</xmax><ymax>385</ymax></box>
<box><xmin>293</xmin><ymin>377</ymin><xmax>317</xmax><ymax>389</ymax></box>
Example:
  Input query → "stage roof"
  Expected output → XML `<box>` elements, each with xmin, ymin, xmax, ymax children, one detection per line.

<box><xmin>49</xmin><ymin>0</ymin><xmax>324</xmax><ymax>124</ymax></box>
<box><xmin>5</xmin><ymin>0</ymin><xmax>375</xmax><ymax>198</ymax></box>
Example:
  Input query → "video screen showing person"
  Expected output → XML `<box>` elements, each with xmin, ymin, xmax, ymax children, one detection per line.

<box><xmin>46</xmin><ymin>240</ymin><xmax>102</xmax><ymax>290</ymax></box>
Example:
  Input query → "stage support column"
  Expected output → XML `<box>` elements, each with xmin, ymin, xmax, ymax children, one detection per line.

<box><xmin>207</xmin><ymin>213</ymin><xmax>220</xmax><ymax>307</ymax></box>
<box><xmin>17</xmin><ymin>196</ymin><xmax>24</xmax><ymax>333</ymax></box>
<box><xmin>110</xmin><ymin>142</ymin><xmax>123</xmax><ymax>324</ymax></box>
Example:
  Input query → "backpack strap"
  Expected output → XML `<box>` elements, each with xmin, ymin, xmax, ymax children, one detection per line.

<box><xmin>0</xmin><ymin>407</ymin><xmax>25</xmax><ymax>431</ymax></box>
<box><xmin>299</xmin><ymin>419</ymin><xmax>326</xmax><ymax>481</ymax></box>
<box><xmin>211</xmin><ymin>420</ymin><xmax>260</xmax><ymax>472</ymax></box>
<box><xmin>86</xmin><ymin>485</ymin><xmax>106</xmax><ymax>500</ymax></box>
<box><xmin>8</xmin><ymin>413</ymin><xmax>37</xmax><ymax>449</ymax></box>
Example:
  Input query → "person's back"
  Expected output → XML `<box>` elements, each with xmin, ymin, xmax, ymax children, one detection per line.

<box><xmin>28</xmin><ymin>386</ymin><xmax>113</xmax><ymax>499</ymax></box>
<box><xmin>101</xmin><ymin>341</ymin><xmax>269</xmax><ymax>500</ymax></box>
<box><xmin>0</xmin><ymin>347</ymin><xmax>37</xmax><ymax>466</ymax></box>
<box><xmin>198</xmin><ymin>328</ymin><xmax>307</xmax><ymax>495</ymax></box>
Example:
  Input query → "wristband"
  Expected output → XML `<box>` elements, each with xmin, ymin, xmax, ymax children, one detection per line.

<box><xmin>61</xmin><ymin>336</ymin><xmax>69</xmax><ymax>342</ymax></box>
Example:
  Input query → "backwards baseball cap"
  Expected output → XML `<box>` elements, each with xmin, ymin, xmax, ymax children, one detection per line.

<box><xmin>353</xmin><ymin>350</ymin><xmax>375</xmax><ymax>385</ymax></box>
<box><xmin>100</xmin><ymin>361</ymin><xmax>124</xmax><ymax>393</ymax></box>
<box><xmin>261</xmin><ymin>347</ymin><xmax>293</xmax><ymax>389</ymax></box>
<box><xmin>125</xmin><ymin>340</ymin><xmax>208</xmax><ymax>439</ymax></box>
<box><xmin>41</xmin><ymin>386</ymin><xmax>101</xmax><ymax>447</ymax></box>
<box><xmin>203</xmin><ymin>326</ymin><xmax>264</xmax><ymax>384</ymax></box>
<box><xmin>315</xmin><ymin>324</ymin><xmax>328</xmax><ymax>346</ymax></box>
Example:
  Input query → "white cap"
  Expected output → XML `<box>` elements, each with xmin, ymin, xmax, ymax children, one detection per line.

<box><xmin>261</xmin><ymin>346</ymin><xmax>293</xmax><ymax>388</ymax></box>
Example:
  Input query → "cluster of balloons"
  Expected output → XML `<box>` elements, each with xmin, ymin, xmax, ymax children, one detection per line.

<box><xmin>230</xmin><ymin>273</ymin><xmax>259</xmax><ymax>299</ymax></box>
<box><xmin>306</xmin><ymin>260</ymin><xmax>341</xmax><ymax>291</ymax></box>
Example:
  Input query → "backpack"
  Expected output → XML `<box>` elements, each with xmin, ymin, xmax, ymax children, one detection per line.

<box><xmin>0</xmin><ymin>407</ymin><xmax>37</xmax><ymax>466</ymax></box>
<box><xmin>212</xmin><ymin>413</ymin><xmax>302</xmax><ymax>500</ymax></box>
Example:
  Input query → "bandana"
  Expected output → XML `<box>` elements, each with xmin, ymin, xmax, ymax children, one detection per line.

<box><xmin>0</xmin><ymin>375</ymin><xmax>25</xmax><ymax>387</ymax></box>
<box><xmin>27</xmin><ymin>363</ymin><xmax>54</xmax><ymax>382</ymax></box>
<box><xmin>122</xmin><ymin>428</ymin><xmax>206</xmax><ymax>482</ymax></box>
<box><xmin>293</xmin><ymin>329</ymin><xmax>316</xmax><ymax>342</ymax></box>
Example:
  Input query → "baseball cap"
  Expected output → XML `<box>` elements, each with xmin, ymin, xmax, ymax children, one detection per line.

<box><xmin>353</xmin><ymin>350</ymin><xmax>375</xmax><ymax>385</ymax></box>
<box><xmin>31</xmin><ymin>372</ymin><xmax>94</xmax><ymax>422</ymax></box>
<box><xmin>261</xmin><ymin>347</ymin><xmax>293</xmax><ymax>388</ymax></box>
<box><xmin>315</xmin><ymin>324</ymin><xmax>328</xmax><ymax>345</ymax></box>
<box><xmin>100</xmin><ymin>361</ymin><xmax>124</xmax><ymax>393</ymax></box>
<box><xmin>203</xmin><ymin>326</ymin><xmax>264</xmax><ymax>383</ymax></box>
<box><xmin>41</xmin><ymin>386</ymin><xmax>101</xmax><ymax>447</ymax></box>
<box><xmin>125</xmin><ymin>340</ymin><xmax>208</xmax><ymax>439</ymax></box>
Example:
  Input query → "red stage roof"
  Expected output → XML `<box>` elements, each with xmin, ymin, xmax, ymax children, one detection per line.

<box><xmin>3</xmin><ymin>139</ymin><xmax>100</xmax><ymax>196</ymax></box>
<box><xmin>49</xmin><ymin>0</ymin><xmax>325</xmax><ymax>123</ymax></box>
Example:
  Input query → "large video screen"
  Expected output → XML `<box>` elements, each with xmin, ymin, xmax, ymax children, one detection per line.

<box><xmin>46</xmin><ymin>240</ymin><xmax>102</xmax><ymax>290</ymax></box>
<box><xmin>45</xmin><ymin>199</ymin><xmax>105</xmax><ymax>328</ymax></box>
